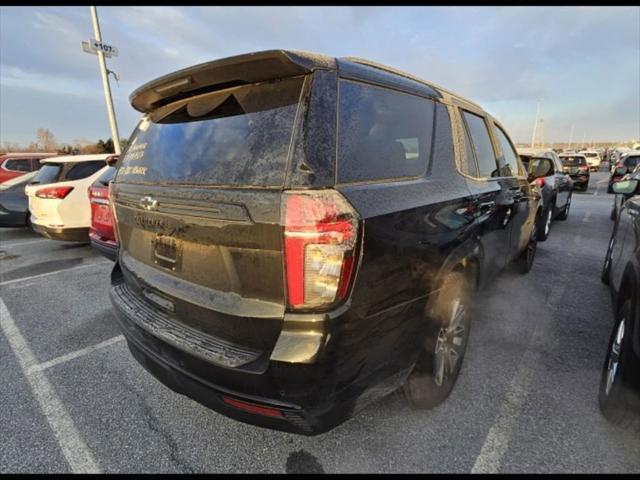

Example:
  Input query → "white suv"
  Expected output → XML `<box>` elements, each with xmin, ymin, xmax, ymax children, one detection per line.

<box><xmin>580</xmin><ymin>150</ymin><xmax>602</xmax><ymax>172</ymax></box>
<box><xmin>25</xmin><ymin>154</ymin><xmax>116</xmax><ymax>241</ymax></box>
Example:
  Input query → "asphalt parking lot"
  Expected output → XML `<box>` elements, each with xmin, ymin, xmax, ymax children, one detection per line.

<box><xmin>1</xmin><ymin>171</ymin><xmax>639</xmax><ymax>473</ymax></box>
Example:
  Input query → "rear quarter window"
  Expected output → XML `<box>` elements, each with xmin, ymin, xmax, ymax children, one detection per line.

<box><xmin>337</xmin><ymin>80</ymin><xmax>434</xmax><ymax>184</ymax></box>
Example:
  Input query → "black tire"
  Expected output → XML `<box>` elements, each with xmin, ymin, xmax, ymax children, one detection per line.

<box><xmin>598</xmin><ymin>299</ymin><xmax>640</xmax><ymax>431</ymax></box>
<box><xmin>601</xmin><ymin>234</ymin><xmax>615</xmax><ymax>285</ymax></box>
<box><xmin>608</xmin><ymin>183</ymin><xmax>614</xmax><ymax>194</ymax></box>
<box><xmin>610</xmin><ymin>205</ymin><xmax>617</xmax><ymax>221</ymax></box>
<box><xmin>556</xmin><ymin>194</ymin><xmax>571</xmax><ymax>221</ymax></box>
<box><xmin>401</xmin><ymin>271</ymin><xmax>474</xmax><ymax>409</ymax></box>
<box><xmin>536</xmin><ymin>205</ymin><xmax>552</xmax><ymax>241</ymax></box>
<box><xmin>582</xmin><ymin>182</ymin><xmax>589</xmax><ymax>192</ymax></box>
<box><xmin>515</xmin><ymin>213</ymin><xmax>538</xmax><ymax>274</ymax></box>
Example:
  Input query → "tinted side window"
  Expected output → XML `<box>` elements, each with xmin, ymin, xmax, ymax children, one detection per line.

<box><xmin>337</xmin><ymin>80</ymin><xmax>434</xmax><ymax>183</ymax></box>
<box><xmin>63</xmin><ymin>161</ymin><xmax>105</xmax><ymax>181</ymax></box>
<box><xmin>3</xmin><ymin>158</ymin><xmax>31</xmax><ymax>172</ymax></box>
<box><xmin>493</xmin><ymin>124</ymin><xmax>521</xmax><ymax>177</ymax></box>
<box><xmin>462</xmin><ymin>111</ymin><xmax>498</xmax><ymax>178</ymax></box>
<box><xmin>460</xmin><ymin>116</ymin><xmax>479</xmax><ymax>177</ymax></box>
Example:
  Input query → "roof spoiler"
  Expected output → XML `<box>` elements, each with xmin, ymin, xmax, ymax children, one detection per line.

<box><xmin>130</xmin><ymin>49</ymin><xmax>336</xmax><ymax>113</ymax></box>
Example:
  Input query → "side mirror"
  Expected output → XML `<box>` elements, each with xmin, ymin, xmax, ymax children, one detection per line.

<box><xmin>527</xmin><ymin>158</ymin><xmax>554</xmax><ymax>182</ymax></box>
<box><xmin>611</xmin><ymin>179</ymin><xmax>639</xmax><ymax>195</ymax></box>
<box><xmin>615</xmin><ymin>166</ymin><xmax>628</xmax><ymax>175</ymax></box>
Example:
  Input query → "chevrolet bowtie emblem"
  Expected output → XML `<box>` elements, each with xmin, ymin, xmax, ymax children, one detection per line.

<box><xmin>139</xmin><ymin>196</ymin><xmax>158</xmax><ymax>211</ymax></box>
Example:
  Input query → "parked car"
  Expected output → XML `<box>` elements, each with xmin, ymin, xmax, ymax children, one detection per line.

<box><xmin>0</xmin><ymin>170</ymin><xmax>38</xmax><ymax>227</ymax></box>
<box><xmin>608</xmin><ymin>152</ymin><xmax>640</xmax><ymax>193</ymax></box>
<box><xmin>518</xmin><ymin>148</ymin><xmax>573</xmax><ymax>241</ymax></box>
<box><xmin>580</xmin><ymin>150</ymin><xmax>602</xmax><ymax>172</ymax></box>
<box><xmin>611</xmin><ymin>164</ymin><xmax>640</xmax><ymax>221</ymax></box>
<box><xmin>559</xmin><ymin>153</ymin><xmax>590</xmax><ymax>191</ymax></box>
<box><xmin>25</xmin><ymin>154</ymin><xmax>116</xmax><ymax>241</ymax></box>
<box><xmin>0</xmin><ymin>152</ymin><xmax>58</xmax><ymax>184</ymax></box>
<box><xmin>600</xmin><ymin>177</ymin><xmax>640</xmax><ymax>430</ymax></box>
<box><xmin>609</xmin><ymin>148</ymin><xmax>634</xmax><ymax>173</ymax></box>
<box><xmin>88</xmin><ymin>163</ymin><xmax>118</xmax><ymax>260</ymax></box>
<box><xmin>109</xmin><ymin>50</ymin><xmax>541</xmax><ymax>435</ymax></box>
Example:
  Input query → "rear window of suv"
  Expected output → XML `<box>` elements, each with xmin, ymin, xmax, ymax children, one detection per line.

<box><xmin>561</xmin><ymin>156</ymin><xmax>587</xmax><ymax>166</ymax></box>
<box><xmin>337</xmin><ymin>80</ymin><xmax>434</xmax><ymax>183</ymax></box>
<box><xmin>117</xmin><ymin>76</ymin><xmax>305</xmax><ymax>187</ymax></box>
<box><xmin>31</xmin><ymin>163</ymin><xmax>62</xmax><ymax>185</ymax></box>
<box><xmin>30</xmin><ymin>160</ymin><xmax>105</xmax><ymax>185</ymax></box>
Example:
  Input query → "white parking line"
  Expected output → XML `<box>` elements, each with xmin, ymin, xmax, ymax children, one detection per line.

<box><xmin>28</xmin><ymin>335</ymin><xmax>125</xmax><ymax>373</ymax></box>
<box><xmin>0</xmin><ymin>298</ymin><xmax>101</xmax><ymax>473</ymax></box>
<box><xmin>0</xmin><ymin>261</ymin><xmax>111</xmax><ymax>287</ymax></box>
<box><xmin>471</xmin><ymin>344</ymin><xmax>541</xmax><ymax>473</ymax></box>
<box><xmin>471</xmin><ymin>232</ymin><xmax>579</xmax><ymax>473</ymax></box>
<box><xmin>0</xmin><ymin>238</ymin><xmax>50</xmax><ymax>248</ymax></box>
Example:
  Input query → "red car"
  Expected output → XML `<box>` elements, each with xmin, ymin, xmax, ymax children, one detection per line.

<box><xmin>0</xmin><ymin>152</ymin><xmax>58</xmax><ymax>184</ymax></box>
<box><xmin>88</xmin><ymin>161</ymin><xmax>118</xmax><ymax>260</ymax></box>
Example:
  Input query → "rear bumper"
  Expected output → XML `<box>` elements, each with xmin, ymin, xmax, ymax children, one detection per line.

<box><xmin>31</xmin><ymin>223</ymin><xmax>89</xmax><ymax>242</ymax></box>
<box><xmin>89</xmin><ymin>235</ymin><xmax>118</xmax><ymax>261</ymax></box>
<box><xmin>109</xmin><ymin>270</ymin><xmax>360</xmax><ymax>435</ymax></box>
<box><xmin>569</xmin><ymin>175</ymin><xmax>589</xmax><ymax>188</ymax></box>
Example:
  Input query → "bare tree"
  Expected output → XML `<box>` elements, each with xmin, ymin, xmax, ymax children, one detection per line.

<box><xmin>36</xmin><ymin>128</ymin><xmax>57</xmax><ymax>151</ymax></box>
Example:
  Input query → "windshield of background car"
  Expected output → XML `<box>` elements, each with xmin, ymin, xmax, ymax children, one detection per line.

<box><xmin>584</xmin><ymin>152</ymin><xmax>598</xmax><ymax>157</ymax></box>
<box><xmin>561</xmin><ymin>156</ymin><xmax>587</xmax><ymax>166</ymax></box>
<box><xmin>116</xmin><ymin>75</ymin><xmax>306</xmax><ymax>187</ymax></box>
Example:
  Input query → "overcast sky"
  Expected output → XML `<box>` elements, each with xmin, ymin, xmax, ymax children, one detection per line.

<box><xmin>1</xmin><ymin>6</ymin><xmax>639</xmax><ymax>146</ymax></box>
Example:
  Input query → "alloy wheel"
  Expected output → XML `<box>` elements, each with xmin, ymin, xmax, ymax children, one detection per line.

<box><xmin>433</xmin><ymin>298</ymin><xmax>466</xmax><ymax>386</ymax></box>
<box><xmin>544</xmin><ymin>209</ymin><xmax>552</xmax><ymax>237</ymax></box>
<box><xmin>605</xmin><ymin>318</ymin><xmax>625</xmax><ymax>396</ymax></box>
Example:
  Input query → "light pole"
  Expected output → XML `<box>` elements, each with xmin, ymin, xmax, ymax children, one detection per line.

<box><xmin>530</xmin><ymin>100</ymin><xmax>541</xmax><ymax>148</ymax></box>
<box><xmin>568</xmin><ymin>124</ymin><xmax>574</xmax><ymax>149</ymax></box>
<box><xmin>89</xmin><ymin>6</ymin><xmax>121</xmax><ymax>154</ymax></box>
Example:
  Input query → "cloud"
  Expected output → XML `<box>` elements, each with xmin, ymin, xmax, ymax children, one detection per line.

<box><xmin>0</xmin><ymin>6</ymin><xmax>638</xmax><ymax>144</ymax></box>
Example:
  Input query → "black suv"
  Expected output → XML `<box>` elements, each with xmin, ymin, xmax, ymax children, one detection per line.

<box><xmin>518</xmin><ymin>148</ymin><xmax>573</xmax><ymax>241</ymax></box>
<box><xmin>600</xmin><ymin>177</ymin><xmax>640</xmax><ymax>430</ymax></box>
<box><xmin>109</xmin><ymin>50</ymin><xmax>541</xmax><ymax>435</ymax></box>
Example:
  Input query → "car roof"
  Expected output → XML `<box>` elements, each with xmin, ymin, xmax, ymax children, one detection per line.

<box><xmin>1</xmin><ymin>152</ymin><xmax>58</xmax><ymax>158</ymax></box>
<box><xmin>559</xmin><ymin>153</ymin><xmax>586</xmax><ymax>157</ymax></box>
<box><xmin>517</xmin><ymin>148</ymin><xmax>556</xmax><ymax>156</ymax></box>
<box><xmin>129</xmin><ymin>49</ymin><xmax>486</xmax><ymax>116</ymax></box>
<box><xmin>41</xmin><ymin>154</ymin><xmax>112</xmax><ymax>164</ymax></box>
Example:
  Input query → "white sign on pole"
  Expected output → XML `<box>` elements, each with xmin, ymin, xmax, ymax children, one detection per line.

<box><xmin>81</xmin><ymin>38</ymin><xmax>118</xmax><ymax>57</ymax></box>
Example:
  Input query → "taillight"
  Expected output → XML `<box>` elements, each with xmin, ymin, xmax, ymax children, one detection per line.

<box><xmin>35</xmin><ymin>186</ymin><xmax>73</xmax><ymax>199</ymax></box>
<box><xmin>283</xmin><ymin>190</ymin><xmax>360</xmax><ymax>310</ymax></box>
<box><xmin>107</xmin><ymin>181</ymin><xmax>120</xmax><ymax>243</ymax></box>
<box><xmin>88</xmin><ymin>185</ymin><xmax>109</xmax><ymax>203</ymax></box>
<box><xmin>534</xmin><ymin>177</ymin><xmax>545</xmax><ymax>187</ymax></box>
